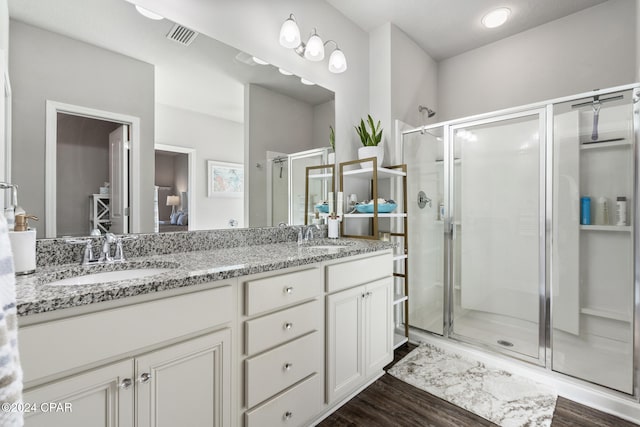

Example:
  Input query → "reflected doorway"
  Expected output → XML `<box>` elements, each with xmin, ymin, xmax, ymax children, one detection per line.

<box><xmin>154</xmin><ymin>144</ymin><xmax>195</xmax><ymax>232</ymax></box>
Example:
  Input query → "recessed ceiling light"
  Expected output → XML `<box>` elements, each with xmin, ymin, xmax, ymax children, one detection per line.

<box><xmin>300</xmin><ymin>78</ymin><xmax>315</xmax><ymax>86</ymax></box>
<box><xmin>278</xmin><ymin>68</ymin><xmax>293</xmax><ymax>76</ymax></box>
<box><xmin>482</xmin><ymin>7</ymin><xmax>510</xmax><ymax>28</ymax></box>
<box><xmin>252</xmin><ymin>57</ymin><xmax>269</xmax><ymax>65</ymax></box>
<box><xmin>135</xmin><ymin>5</ymin><xmax>164</xmax><ymax>20</ymax></box>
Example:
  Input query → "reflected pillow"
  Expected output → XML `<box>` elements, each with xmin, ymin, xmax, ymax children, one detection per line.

<box><xmin>177</xmin><ymin>213</ymin><xmax>188</xmax><ymax>226</ymax></box>
<box><xmin>170</xmin><ymin>212</ymin><xmax>179</xmax><ymax>225</ymax></box>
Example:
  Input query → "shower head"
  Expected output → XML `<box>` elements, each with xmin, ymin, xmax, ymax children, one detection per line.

<box><xmin>418</xmin><ymin>105</ymin><xmax>436</xmax><ymax>118</ymax></box>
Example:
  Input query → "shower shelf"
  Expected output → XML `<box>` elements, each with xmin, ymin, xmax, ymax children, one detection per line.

<box><xmin>579</xmin><ymin>225</ymin><xmax>632</xmax><ymax>232</ymax></box>
<box><xmin>579</xmin><ymin>139</ymin><xmax>630</xmax><ymax>150</ymax></box>
<box><xmin>307</xmin><ymin>172</ymin><xmax>334</xmax><ymax>179</ymax></box>
<box><xmin>393</xmin><ymin>254</ymin><xmax>408</xmax><ymax>262</ymax></box>
<box><xmin>580</xmin><ymin>307</ymin><xmax>631</xmax><ymax>322</ymax></box>
<box><xmin>393</xmin><ymin>293</ymin><xmax>408</xmax><ymax>305</ymax></box>
<box><xmin>343</xmin><ymin>213</ymin><xmax>407</xmax><ymax>218</ymax></box>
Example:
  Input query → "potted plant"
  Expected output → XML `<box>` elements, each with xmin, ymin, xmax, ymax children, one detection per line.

<box><xmin>328</xmin><ymin>125</ymin><xmax>336</xmax><ymax>164</ymax></box>
<box><xmin>355</xmin><ymin>115</ymin><xmax>384</xmax><ymax>166</ymax></box>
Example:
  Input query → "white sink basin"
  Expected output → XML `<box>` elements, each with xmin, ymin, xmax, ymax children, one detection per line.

<box><xmin>45</xmin><ymin>268</ymin><xmax>173</xmax><ymax>286</ymax></box>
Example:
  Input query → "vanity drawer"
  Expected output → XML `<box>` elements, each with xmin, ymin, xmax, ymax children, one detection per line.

<box><xmin>245</xmin><ymin>331</ymin><xmax>322</xmax><ymax>408</ymax></box>
<box><xmin>245</xmin><ymin>299</ymin><xmax>322</xmax><ymax>356</ymax></box>
<box><xmin>245</xmin><ymin>373</ymin><xmax>322</xmax><ymax>427</ymax></box>
<box><xmin>326</xmin><ymin>252</ymin><xmax>392</xmax><ymax>293</ymax></box>
<box><xmin>245</xmin><ymin>267</ymin><xmax>322</xmax><ymax>316</ymax></box>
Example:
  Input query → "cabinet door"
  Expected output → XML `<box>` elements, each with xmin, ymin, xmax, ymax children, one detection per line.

<box><xmin>364</xmin><ymin>277</ymin><xmax>393</xmax><ymax>376</ymax></box>
<box><xmin>24</xmin><ymin>359</ymin><xmax>134</xmax><ymax>427</ymax></box>
<box><xmin>326</xmin><ymin>285</ymin><xmax>363</xmax><ymax>404</ymax></box>
<box><xmin>136</xmin><ymin>329</ymin><xmax>231</xmax><ymax>427</ymax></box>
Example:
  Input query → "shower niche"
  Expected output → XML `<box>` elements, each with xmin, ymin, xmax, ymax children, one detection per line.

<box><xmin>552</xmin><ymin>89</ymin><xmax>635</xmax><ymax>393</ymax></box>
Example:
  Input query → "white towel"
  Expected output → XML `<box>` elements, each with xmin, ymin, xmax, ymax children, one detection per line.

<box><xmin>0</xmin><ymin>213</ymin><xmax>23</xmax><ymax>426</ymax></box>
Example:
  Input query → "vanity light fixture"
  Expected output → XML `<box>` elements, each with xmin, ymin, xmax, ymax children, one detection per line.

<box><xmin>481</xmin><ymin>7</ymin><xmax>511</xmax><ymax>28</ymax></box>
<box><xmin>300</xmin><ymin>78</ymin><xmax>315</xmax><ymax>86</ymax></box>
<box><xmin>279</xmin><ymin>13</ymin><xmax>348</xmax><ymax>74</ymax></box>
<box><xmin>135</xmin><ymin>5</ymin><xmax>164</xmax><ymax>20</ymax></box>
<box><xmin>278</xmin><ymin>68</ymin><xmax>293</xmax><ymax>76</ymax></box>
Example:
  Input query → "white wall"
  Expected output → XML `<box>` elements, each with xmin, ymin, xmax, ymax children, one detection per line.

<box><xmin>9</xmin><ymin>20</ymin><xmax>155</xmax><ymax>236</ymax></box>
<box><xmin>369</xmin><ymin>23</ymin><xmax>438</xmax><ymax>165</ymax></box>
<box><xmin>438</xmin><ymin>0</ymin><xmax>636</xmax><ymax>121</ymax></box>
<box><xmin>130</xmin><ymin>0</ymin><xmax>370</xmax><ymax>170</ymax></box>
<box><xmin>246</xmin><ymin>84</ymin><xmax>316</xmax><ymax>227</ymax></box>
<box><xmin>0</xmin><ymin>0</ymin><xmax>7</xmax><ymax>60</ymax></box>
<box><xmin>155</xmin><ymin>103</ymin><xmax>243</xmax><ymax>230</ymax></box>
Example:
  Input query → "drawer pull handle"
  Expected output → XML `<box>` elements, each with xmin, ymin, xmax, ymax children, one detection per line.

<box><xmin>283</xmin><ymin>411</ymin><xmax>293</xmax><ymax>420</ymax></box>
<box><xmin>119</xmin><ymin>378</ymin><xmax>133</xmax><ymax>389</ymax></box>
<box><xmin>283</xmin><ymin>362</ymin><xmax>293</xmax><ymax>371</ymax></box>
<box><xmin>138</xmin><ymin>372</ymin><xmax>152</xmax><ymax>384</ymax></box>
<box><xmin>283</xmin><ymin>322</ymin><xmax>293</xmax><ymax>330</ymax></box>
<box><xmin>284</xmin><ymin>286</ymin><xmax>294</xmax><ymax>294</ymax></box>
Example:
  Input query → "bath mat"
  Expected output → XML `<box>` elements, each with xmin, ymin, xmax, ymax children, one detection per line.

<box><xmin>388</xmin><ymin>343</ymin><xmax>557</xmax><ymax>427</ymax></box>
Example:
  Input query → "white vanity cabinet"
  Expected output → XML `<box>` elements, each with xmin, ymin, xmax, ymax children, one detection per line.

<box><xmin>20</xmin><ymin>283</ymin><xmax>234</xmax><ymax>427</ymax></box>
<box><xmin>240</xmin><ymin>266</ymin><xmax>324</xmax><ymax>427</ymax></box>
<box><xmin>326</xmin><ymin>253</ymin><xmax>393</xmax><ymax>404</ymax></box>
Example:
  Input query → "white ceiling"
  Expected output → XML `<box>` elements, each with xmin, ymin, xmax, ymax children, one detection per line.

<box><xmin>8</xmin><ymin>0</ymin><xmax>334</xmax><ymax>123</ymax></box>
<box><xmin>326</xmin><ymin>0</ymin><xmax>609</xmax><ymax>60</ymax></box>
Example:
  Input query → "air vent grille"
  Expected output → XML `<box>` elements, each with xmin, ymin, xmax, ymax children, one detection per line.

<box><xmin>166</xmin><ymin>24</ymin><xmax>198</xmax><ymax>46</ymax></box>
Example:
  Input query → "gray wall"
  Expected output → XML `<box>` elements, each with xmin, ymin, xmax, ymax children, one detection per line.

<box><xmin>56</xmin><ymin>114</ymin><xmax>119</xmax><ymax>236</ymax></box>
<box><xmin>312</xmin><ymin>100</ymin><xmax>335</xmax><ymax>150</ymax></box>
<box><xmin>438</xmin><ymin>0</ymin><xmax>636</xmax><ymax>120</ymax></box>
<box><xmin>246</xmin><ymin>84</ymin><xmax>316</xmax><ymax>227</ymax></box>
<box><xmin>155</xmin><ymin>151</ymin><xmax>176</xmax><ymax>221</ymax></box>
<box><xmin>155</xmin><ymin>103</ymin><xmax>243</xmax><ymax>230</ymax></box>
<box><xmin>9</xmin><ymin>20</ymin><xmax>155</xmax><ymax>237</ymax></box>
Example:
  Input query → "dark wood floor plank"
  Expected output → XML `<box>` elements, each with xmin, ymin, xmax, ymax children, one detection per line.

<box><xmin>318</xmin><ymin>343</ymin><xmax>639</xmax><ymax>427</ymax></box>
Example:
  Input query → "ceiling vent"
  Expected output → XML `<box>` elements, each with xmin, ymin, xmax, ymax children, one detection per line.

<box><xmin>166</xmin><ymin>24</ymin><xmax>198</xmax><ymax>46</ymax></box>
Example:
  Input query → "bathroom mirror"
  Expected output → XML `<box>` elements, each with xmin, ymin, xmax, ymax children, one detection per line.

<box><xmin>8</xmin><ymin>0</ymin><xmax>335</xmax><ymax>238</ymax></box>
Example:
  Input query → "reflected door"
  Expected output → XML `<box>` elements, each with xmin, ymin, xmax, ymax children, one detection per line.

<box><xmin>403</xmin><ymin>127</ymin><xmax>445</xmax><ymax>335</ymax></box>
<box><xmin>450</xmin><ymin>110</ymin><xmax>545</xmax><ymax>362</ymax></box>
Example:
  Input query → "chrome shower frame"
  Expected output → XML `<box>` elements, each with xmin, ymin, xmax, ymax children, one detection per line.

<box><xmin>400</xmin><ymin>82</ymin><xmax>640</xmax><ymax>400</ymax></box>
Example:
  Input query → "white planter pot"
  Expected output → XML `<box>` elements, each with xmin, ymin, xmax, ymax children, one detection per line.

<box><xmin>327</xmin><ymin>152</ymin><xmax>335</xmax><ymax>165</ymax></box>
<box><xmin>357</xmin><ymin>143</ymin><xmax>384</xmax><ymax>168</ymax></box>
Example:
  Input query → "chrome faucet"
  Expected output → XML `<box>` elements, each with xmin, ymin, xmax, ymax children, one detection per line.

<box><xmin>66</xmin><ymin>238</ymin><xmax>97</xmax><ymax>265</ymax></box>
<box><xmin>99</xmin><ymin>233</ymin><xmax>116</xmax><ymax>263</ymax></box>
<box><xmin>298</xmin><ymin>224</ymin><xmax>320</xmax><ymax>245</ymax></box>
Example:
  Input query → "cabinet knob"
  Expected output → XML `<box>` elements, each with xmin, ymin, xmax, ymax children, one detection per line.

<box><xmin>284</xmin><ymin>286</ymin><xmax>294</xmax><ymax>294</ymax></box>
<box><xmin>283</xmin><ymin>411</ymin><xmax>293</xmax><ymax>420</ymax></box>
<box><xmin>138</xmin><ymin>372</ymin><xmax>152</xmax><ymax>384</ymax></box>
<box><xmin>119</xmin><ymin>378</ymin><xmax>133</xmax><ymax>389</ymax></box>
<box><xmin>362</xmin><ymin>293</ymin><xmax>367</xmax><ymax>299</ymax></box>
<box><xmin>283</xmin><ymin>322</ymin><xmax>293</xmax><ymax>330</ymax></box>
<box><xmin>283</xmin><ymin>362</ymin><xmax>293</xmax><ymax>371</ymax></box>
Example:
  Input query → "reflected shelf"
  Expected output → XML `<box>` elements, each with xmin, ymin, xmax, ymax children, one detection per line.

<box><xmin>393</xmin><ymin>293</ymin><xmax>408</xmax><ymax>305</ymax></box>
<box><xmin>342</xmin><ymin>167</ymin><xmax>406</xmax><ymax>179</ymax></box>
<box><xmin>580</xmin><ymin>138</ymin><xmax>630</xmax><ymax>150</ymax></box>
<box><xmin>394</xmin><ymin>332</ymin><xmax>409</xmax><ymax>349</ymax></box>
<box><xmin>343</xmin><ymin>213</ymin><xmax>407</xmax><ymax>218</ymax></box>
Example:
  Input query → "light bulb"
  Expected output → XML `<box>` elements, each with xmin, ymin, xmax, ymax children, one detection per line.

<box><xmin>279</xmin><ymin>15</ymin><xmax>301</xmax><ymax>48</ymax></box>
<box><xmin>304</xmin><ymin>31</ymin><xmax>325</xmax><ymax>61</ymax></box>
<box><xmin>252</xmin><ymin>57</ymin><xmax>269</xmax><ymax>65</ymax></box>
<box><xmin>135</xmin><ymin>5</ymin><xmax>164</xmax><ymax>20</ymax></box>
<box><xmin>328</xmin><ymin>48</ymin><xmax>347</xmax><ymax>73</ymax></box>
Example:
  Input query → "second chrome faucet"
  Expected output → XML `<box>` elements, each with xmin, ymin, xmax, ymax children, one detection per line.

<box><xmin>67</xmin><ymin>233</ymin><xmax>138</xmax><ymax>265</ymax></box>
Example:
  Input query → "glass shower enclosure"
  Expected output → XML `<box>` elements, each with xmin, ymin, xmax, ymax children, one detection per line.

<box><xmin>402</xmin><ymin>84</ymin><xmax>639</xmax><ymax>394</ymax></box>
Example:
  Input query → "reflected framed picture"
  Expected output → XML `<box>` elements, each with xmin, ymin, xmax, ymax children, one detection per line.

<box><xmin>207</xmin><ymin>160</ymin><xmax>244</xmax><ymax>198</ymax></box>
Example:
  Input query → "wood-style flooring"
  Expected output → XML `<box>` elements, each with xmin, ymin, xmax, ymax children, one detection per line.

<box><xmin>318</xmin><ymin>344</ymin><xmax>639</xmax><ymax>427</ymax></box>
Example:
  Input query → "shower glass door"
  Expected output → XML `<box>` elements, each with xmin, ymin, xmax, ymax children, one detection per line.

<box><xmin>449</xmin><ymin>110</ymin><xmax>545</xmax><ymax>362</ymax></box>
<box><xmin>403</xmin><ymin>126</ymin><xmax>445</xmax><ymax>335</ymax></box>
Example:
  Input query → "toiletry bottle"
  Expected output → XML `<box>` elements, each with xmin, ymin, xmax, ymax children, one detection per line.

<box><xmin>616</xmin><ymin>196</ymin><xmax>627</xmax><ymax>226</ymax></box>
<box><xmin>580</xmin><ymin>197</ymin><xmax>591</xmax><ymax>225</ymax></box>
<box><xmin>328</xmin><ymin>212</ymin><xmax>340</xmax><ymax>239</ymax></box>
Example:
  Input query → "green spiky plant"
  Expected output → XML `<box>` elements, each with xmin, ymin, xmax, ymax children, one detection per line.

<box><xmin>354</xmin><ymin>115</ymin><xmax>383</xmax><ymax>146</ymax></box>
<box><xmin>329</xmin><ymin>125</ymin><xmax>335</xmax><ymax>150</ymax></box>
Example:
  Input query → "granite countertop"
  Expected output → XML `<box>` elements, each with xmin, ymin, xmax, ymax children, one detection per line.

<box><xmin>16</xmin><ymin>238</ymin><xmax>395</xmax><ymax>317</ymax></box>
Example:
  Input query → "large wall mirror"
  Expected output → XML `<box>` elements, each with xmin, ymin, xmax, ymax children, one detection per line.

<box><xmin>8</xmin><ymin>0</ymin><xmax>335</xmax><ymax>238</ymax></box>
